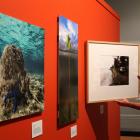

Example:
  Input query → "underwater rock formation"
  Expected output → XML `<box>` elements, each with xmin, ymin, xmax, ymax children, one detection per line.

<box><xmin>0</xmin><ymin>45</ymin><xmax>25</xmax><ymax>80</ymax></box>
<box><xmin>0</xmin><ymin>45</ymin><xmax>43</xmax><ymax>121</ymax></box>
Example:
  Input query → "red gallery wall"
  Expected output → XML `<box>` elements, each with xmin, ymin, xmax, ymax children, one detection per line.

<box><xmin>0</xmin><ymin>0</ymin><xmax>120</xmax><ymax>140</ymax></box>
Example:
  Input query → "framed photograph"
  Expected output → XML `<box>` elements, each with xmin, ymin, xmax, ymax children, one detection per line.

<box><xmin>87</xmin><ymin>41</ymin><xmax>138</xmax><ymax>103</ymax></box>
<box><xmin>58</xmin><ymin>16</ymin><xmax>78</xmax><ymax>127</ymax></box>
<box><xmin>0</xmin><ymin>13</ymin><xmax>44</xmax><ymax>122</ymax></box>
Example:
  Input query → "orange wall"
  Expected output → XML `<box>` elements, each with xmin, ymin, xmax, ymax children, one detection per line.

<box><xmin>0</xmin><ymin>0</ymin><xmax>120</xmax><ymax>140</ymax></box>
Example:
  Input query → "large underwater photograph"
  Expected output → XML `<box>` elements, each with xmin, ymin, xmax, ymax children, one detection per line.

<box><xmin>0</xmin><ymin>13</ymin><xmax>44</xmax><ymax>122</ymax></box>
<box><xmin>58</xmin><ymin>16</ymin><xmax>78</xmax><ymax>127</ymax></box>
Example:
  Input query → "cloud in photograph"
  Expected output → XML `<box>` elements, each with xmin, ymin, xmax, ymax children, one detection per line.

<box><xmin>59</xmin><ymin>16</ymin><xmax>78</xmax><ymax>52</ymax></box>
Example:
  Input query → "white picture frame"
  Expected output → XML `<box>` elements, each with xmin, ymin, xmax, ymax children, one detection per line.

<box><xmin>87</xmin><ymin>41</ymin><xmax>139</xmax><ymax>103</ymax></box>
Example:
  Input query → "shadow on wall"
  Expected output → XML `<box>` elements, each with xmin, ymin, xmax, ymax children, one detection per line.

<box><xmin>0</xmin><ymin>112</ymin><xmax>42</xmax><ymax>127</ymax></box>
<box><xmin>86</xmin><ymin>103</ymin><xmax>109</xmax><ymax>140</ymax></box>
<box><xmin>84</xmin><ymin>42</ymin><xmax>108</xmax><ymax>140</ymax></box>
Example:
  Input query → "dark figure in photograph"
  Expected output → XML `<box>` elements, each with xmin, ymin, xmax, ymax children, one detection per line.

<box><xmin>110</xmin><ymin>56</ymin><xmax>129</xmax><ymax>86</ymax></box>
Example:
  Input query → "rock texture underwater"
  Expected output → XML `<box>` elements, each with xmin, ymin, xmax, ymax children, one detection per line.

<box><xmin>0</xmin><ymin>13</ymin><xmax>44</xmax><ymax>121</ymax></box>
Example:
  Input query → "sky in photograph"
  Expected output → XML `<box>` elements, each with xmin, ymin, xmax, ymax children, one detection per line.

<box><xmin>59</xmin><ymin>16</ymin><xmax>78</xmax><ymax>52</ymax></box>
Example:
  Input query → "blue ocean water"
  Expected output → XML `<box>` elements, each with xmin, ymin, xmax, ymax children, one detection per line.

<box><xmin>0</xmin><ymin>13</ymin><xmax>44</xmax><ymax>75</ymax></box>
